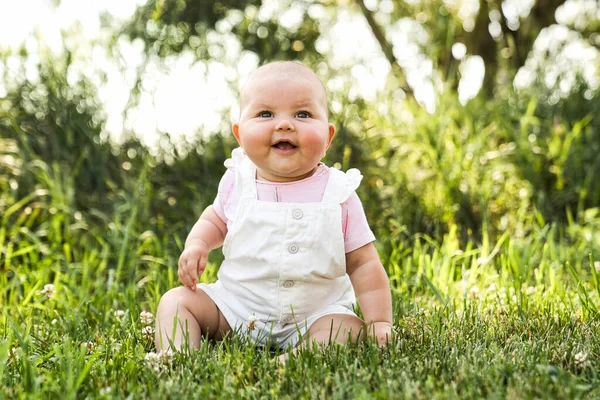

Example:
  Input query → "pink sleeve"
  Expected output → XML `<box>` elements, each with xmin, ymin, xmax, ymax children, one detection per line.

<box><xmin>212</xmin><ymin>169</ymin><xmax>235</xmax><ymax>224</ymax></box>
<box><xmin>341</xmin><ymin>192</ymin><xmax>376</xmax><ymax>253</ymax></box>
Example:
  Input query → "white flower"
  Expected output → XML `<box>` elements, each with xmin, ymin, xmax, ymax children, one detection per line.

<box><xmin>145</xmin><ymin>351</ymin><xmax>159</xmax><ymax>363</ymax></box>
<box><xmin>114</xmin><ymin>309</ymin><xmax>126</xmax><ymax>318</ymax></box>
<box><xmin>41</xmin><ymin>284</ymin><xmax>54</xmax><ymax>299</ymax></box>
<box><xmin>574</xmin><ymin>352</ymin><xmax>587</xmax><ymax>367</ymax></box>
<box><xmin>595</xmin><ymin>261</ymin><xmax>600</xmax><ymax>272</ymax></box>
<box><xmin>158</xmin><ymin>349</ymin><xmax>173</xmax><ymax>361</ymax></box>
<box><xmin>469</xmin><ymin>286</ymin><xmax>480</xmax><ymax>299</ymax></box>
<box><xmin>140</xmin><ymin>311</ymin><xmax>154</xmax><ymax>326</ymax></box>
<box><xmin>83</xmin><ymin>341</ymin><xmax>95</xmax><ymax>354</ymax></box>
<box><xmin>8</xmin><ymin>347</ymin><xmax>18</xmax><ymax>362</ymax></box>
<box><xmin>142</xmin><ymin>326</ymin><xmax>155</xmax><ymax>340</ymax></box>
<box><xmin>51</xmin><ymin>319</ymin><xmax>58</xmax><ymax>325</ymax></box>
<box><xmin>526</xmin><ymin>286</ymin><xmax>536</xmax><ymax>296</ymax></box>
<box><xmin>145</xmin><ymin>350</ymin><xmax>173</xmax><ymax>372</ymax></box>
<box><xmin>100</xmin><ymin>387</ymin><xmax>112</xmax><ymax>395</ymax></box>
<box><xmin>247</xmin><ymin>314</ymin><xmax>259</xmax><ymax>331</ymax></box>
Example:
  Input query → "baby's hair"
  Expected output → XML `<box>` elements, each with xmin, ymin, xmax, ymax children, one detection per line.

<box><xmin>238</xmin><ymin>61</ymin><xmax>329</xmax><ymax>117</ymax></box>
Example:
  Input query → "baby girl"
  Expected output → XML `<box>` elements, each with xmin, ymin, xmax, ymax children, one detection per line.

<box><xmin>155</xmin><ymin>61</ymin><xmax>392</xmax><ymax>357</ymax></box>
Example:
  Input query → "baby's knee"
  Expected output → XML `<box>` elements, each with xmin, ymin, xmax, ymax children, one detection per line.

<box><xmin>308</xmin><ymin>314</ymin><xmax>366</xmax><ymax>344</ymax></box>
<box><xmin>157</xmin><ymin>286</ymin><xmax>190</xmax><ymax>313</ymax></box>
<box><xmin>345</xmin><ymin>316</ymin><xmax>367</xmax><ymax>341</ymax></box>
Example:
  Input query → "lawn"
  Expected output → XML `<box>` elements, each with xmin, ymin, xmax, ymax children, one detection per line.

<box><xmin>2</xmin><ymin>207</ymin><xmax>599</xmax><ymax>398</ymax></box>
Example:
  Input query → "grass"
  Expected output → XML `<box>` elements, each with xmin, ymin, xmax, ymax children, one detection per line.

<box><xmin>2</xmin><ymin>198</ymin><xmax>599</xmax><ymax>399</ymax></box>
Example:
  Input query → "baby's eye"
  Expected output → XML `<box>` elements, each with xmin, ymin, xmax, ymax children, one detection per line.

<box><xmin>257</xmin><ymin>111</ymin><xmax>273</xmax><ymax>118</ymax></box>
<box><xmin>296</xmin><ymin>111</ymin><xmax>311</xmax><ymax>118</ymax></box>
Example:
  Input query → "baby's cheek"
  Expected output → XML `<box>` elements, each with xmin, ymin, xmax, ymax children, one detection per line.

<box><xmin>241</xmin><ymin>130</ymin><xmax>273</xmax><ymax>159</ymax></box>
<box><xmin>301</xmin><ymin>130</ymin><xmax>330</xmax><ymax>157</ymax></box>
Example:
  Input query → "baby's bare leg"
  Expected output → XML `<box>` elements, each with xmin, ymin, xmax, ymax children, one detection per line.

<box><xmin>305</xmin><ymin>313</ymin><xmax>365</xmax><ymax>345</ymax></box>
<box><xmin>279</xmin><ymin>314</ymin><xmax>365</xmax><ymax>362</ymax></box>
<box><xmin>155</xmin><ymin>286</ymin><xmax>231</xmax><ymax>351</ymax></box>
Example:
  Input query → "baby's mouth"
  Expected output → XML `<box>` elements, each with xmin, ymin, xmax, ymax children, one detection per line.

<box><xmin>272</xmin><ymin>141</ymin><xmax>297</xmax><ymax>151</ymax></box>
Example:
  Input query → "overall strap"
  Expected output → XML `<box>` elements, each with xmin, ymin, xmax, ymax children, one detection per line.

<box><xmin>224</xmin><ymin>148</ymin><xmax>258</xmax><ymax>201</ymax></box>
<box><xmin>322</xmin><ymin>167</ymin><xmax>363</xmax><ymax>204</ymax></box>
<box><xmin>237</xmin><ymin>157</ymin><xmax>258</xmax><ymax>201</ymax></box>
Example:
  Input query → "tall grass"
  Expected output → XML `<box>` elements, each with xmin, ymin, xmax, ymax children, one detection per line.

<box><xmin>1</xmin><ymin>193</ymin><xmax>599</xmax><ymax>397</ymax></box>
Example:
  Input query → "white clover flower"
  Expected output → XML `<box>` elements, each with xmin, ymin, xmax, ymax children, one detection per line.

<box><xmin>145</xmin><ymin>351</ymin><xmax>159</xmax><ymax>363</ymax></box>
<box><xmin>33</xmin><ymin>324</ymin><xmax>47</xmax><ymax>337</ymax></box>
<box><xmin>140</xmin><ymin>311</ymin><xmax>154</xmax><ymax>326</ymax></box>
<box><xmin>8</xmin><ymin>347</ymin><xmax>18</xmax><ymax>362</ymax></box>
<box><xmin>574</xmin><ymin>352</ymin><xmax>588</xmax><ymax>367</ymax></box>
<box><xmin>41</xmin><ymin>284</ymin><xmax>54</xmax><ymax>299</ymax></box>
<box><xmin>100</xmin><ymin>387</ymin><xmax>112</xmax><ymax>395</ymax></box>
<box><xmin>142</xmin><ymin>326</ymin><xmax>155</xmax><ymax>340</ymax></box>
<box><xmin>247</xmin><ymin>314</ymin><xmax>259</xmax><ymax>331</ymax></box>
<box><xmin>114</xmin><ymin>309</ymin><xmax>126</xmax><ymax>318</ymax></box>
<box><xmin>51</xmin><ymin>319</ymin><xmax>58</xmax><ymax>325</ymax></box>
<box><xmin>525</xmin><ymin>286</ymin><xmax>536</xmax><ymax>296</ymax></box>
<box><xmin>145</xmin><ymin>350</ymin><xmax>173</xmax><ymax>372</ymax></box>
<box><xmin>594</xmin><ymin>261</ymin><xmax>600</xmax><ymax>272</ymax></box>
<box><xmin>158</xmin><ymin>349</ymin><xmax>173</xmax><ymax>362</ymax></box>
<box><xmin>83</xmin><ymin>341</ymin><xmax>95</xmax><ymax>354</ymax></box>
<box><xmin>469</xmin><ymin>286</ymin><xmax>480</xmax><ymax>299</ymax></box>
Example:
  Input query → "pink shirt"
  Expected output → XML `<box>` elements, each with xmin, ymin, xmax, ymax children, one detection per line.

<box><xmin>213</xmin><ymin>164</ymin><xmax>375</xmax><ymax>253</ymax></box>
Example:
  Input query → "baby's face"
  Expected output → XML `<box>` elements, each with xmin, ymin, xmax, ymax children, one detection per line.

<box><xmin>233</xmin><ymin>72</ymin><xmax>335</xmax><ymax>182</ymax></box>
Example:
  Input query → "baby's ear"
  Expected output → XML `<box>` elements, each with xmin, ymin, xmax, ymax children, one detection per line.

<box><xmin>232</xmin><ymin>123</ymin><xmax>242</xmax><ymax>146</ymax></box>
<box><xmin>326</xmin><ymin>123</ymin><xmax>336</xmax><ymax>149</ymax></box>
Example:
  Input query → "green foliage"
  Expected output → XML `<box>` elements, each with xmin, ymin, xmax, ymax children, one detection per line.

<box><xmin>0</xmin><ymin>51</ymin><xmax>123</xmax><ymax>215</ymax></box>
<box><xmin>510</xmin><ymin>83</ymin><xmax>600</xmax><ymax>217</ymax></box>
<box><xmin>121</xmin><ymin>0</ymin><xmax>322</xmax><ymax>62</ymax></box>
<box><xmin>121</xmin><ymin>0</ymin><xmax>260</xmax><ymax>57</ymax></box>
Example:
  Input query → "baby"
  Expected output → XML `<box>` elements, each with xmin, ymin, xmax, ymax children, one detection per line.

<box><xmin>155</xmin><ymin>61</ymin><xmax>393</xmax><ymax>356</ymax></box>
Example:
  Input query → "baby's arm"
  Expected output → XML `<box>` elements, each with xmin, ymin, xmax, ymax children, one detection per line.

<box><xmin>178</xmin><ymin>205</ymin><xmax>228</xmax><ymax>291</ymax></box>
<box><xmin>346</xmin><ymin>243</ymin><xmax>393</xmax><ymax>344</ymax></box>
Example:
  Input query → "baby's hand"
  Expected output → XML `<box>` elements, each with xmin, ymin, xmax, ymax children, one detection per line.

<box><xmin>368</xmin><ymin>321</ymin><xmax>393</xmax><ymax>346</ymax></box>
<box><xmin>178</xmin><ymin>241</ymin><xmax>209</xmax><ymax>291</ymax></box>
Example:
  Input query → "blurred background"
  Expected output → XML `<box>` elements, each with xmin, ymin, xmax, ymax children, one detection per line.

<box><xmin>1</xmin><ymin>0</ymin><xmax>599</xmax><ymax>271</ymax></box>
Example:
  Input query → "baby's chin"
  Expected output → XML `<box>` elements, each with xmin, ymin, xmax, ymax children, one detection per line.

<box><xmin>257</xmin><ymin>166</ymin><xmax>318</xmax><ymax>182</ymax></box>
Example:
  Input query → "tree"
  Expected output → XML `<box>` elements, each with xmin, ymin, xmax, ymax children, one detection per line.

<box><xmin>118</xmin><ymin>0</ymin><xmax>595</xmax><ymax>99</ymax></box>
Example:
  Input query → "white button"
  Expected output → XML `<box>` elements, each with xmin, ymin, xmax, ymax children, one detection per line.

<box><xmin>292</xmin><ymin>209</ymin><xmax>303</xmax><ymax>219</ymax></box>
<box><xmin>283</xmin><ymin>280</ymin><xmax>294</xmax><ymax>288</ymax></box>
<box><xmin>288</xmin><ymin>244</ymin><xmax>299</xmax><ymax>254</ymax></box>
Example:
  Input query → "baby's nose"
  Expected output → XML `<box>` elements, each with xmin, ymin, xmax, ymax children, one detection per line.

<box><xmin>275</xmin><ymin>119</ymin><xmax>294</xmax><ymax>131</ymax></box>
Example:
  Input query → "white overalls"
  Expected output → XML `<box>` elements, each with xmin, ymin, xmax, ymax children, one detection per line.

<box><xmin>199</xmin><ymin>149</ymin><xmax>363</xmax><ymax>348</ymax></box>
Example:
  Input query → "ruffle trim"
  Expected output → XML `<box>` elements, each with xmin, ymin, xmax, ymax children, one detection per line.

<box><xmin>345</xmin><ymin>168</ymin><xmax>362</xmax><ymax>190</ymax></box>
<box><xmin>223</xmin><ymin>147</ymin><xmax>247</xmax><ymax>170</ymax></box>
<box><xmin>338</xmin><ymin>168</ymin><xmax>363</xmax><ymax>202</ymax></box>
